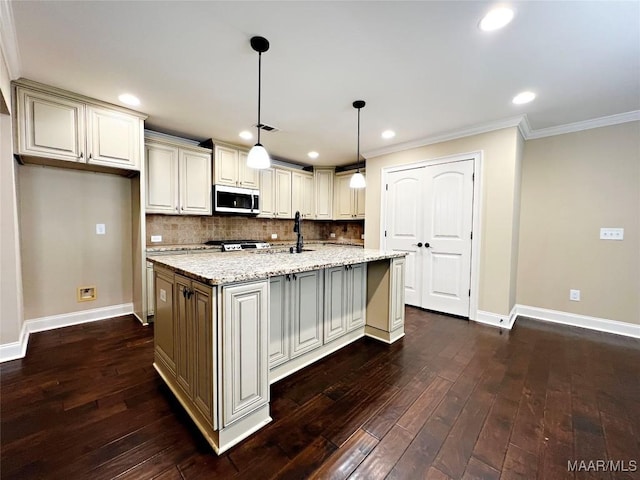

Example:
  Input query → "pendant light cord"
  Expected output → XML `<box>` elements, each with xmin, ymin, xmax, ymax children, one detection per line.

<box><xmin>356</xmin><ymin>106</ymin><xmax>361</xmax><ymax>173</ymax></box>
<box><xmin>257</xmin><ymin>52</ymin><xmax>262</xmax><ymax>145</ymax></box>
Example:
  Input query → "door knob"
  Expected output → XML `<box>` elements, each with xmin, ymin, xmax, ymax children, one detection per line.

<box><xmin>412</xmin><ymin>242</ymin><xmax>423</xmax><ymax>247</ymax></box>
<box><xmin>424</xmin><ymin>242</ymin><xmax>431</xmax><ymax>248</ymax></box>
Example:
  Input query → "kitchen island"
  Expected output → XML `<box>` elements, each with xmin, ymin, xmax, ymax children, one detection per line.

<box><xmin>147</xmin><ymin>244</ymin><xmax>406</xmax><ymax>454</ymax></box>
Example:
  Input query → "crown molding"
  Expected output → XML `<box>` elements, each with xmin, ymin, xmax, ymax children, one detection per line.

<box><xmin>363</xmin><ymin>110</ymin><xmax>640</xmax><ymax>159</ymax></box>
<box><xmin>0</xmin><ymin>0</ymin><xmax>21</xmax><ymax>79</ymax></box>
<box><xmin>526</xmin><ymin>110</ymin><xmax>640</xmax><ymax>139</ymax></box>
<box><xmin>363</xmin><ymin>115</ymin><xmax>526</xmax><ymax>159</ymax></box>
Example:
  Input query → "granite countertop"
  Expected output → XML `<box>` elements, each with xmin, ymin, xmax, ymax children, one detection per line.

<box><xmin>145</xmin><ymin>239</ymin><xmax>364</xmax><ymax>253</ymax></box>
<box><xmin>147</xmin><ymin>243</ymin><xmax>404</xmax><ymax>285</ymax></box>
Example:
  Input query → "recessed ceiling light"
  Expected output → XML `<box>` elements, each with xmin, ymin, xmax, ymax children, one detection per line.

<box><xmin>307</xmin><ymin>151</ymin><xmax>319</xmax><ymax>159</ymax></box>
<box><xmin>381</xmin><ymin>130</ymin><xmax>396</xmax><ymax>139</ymax></box>
<box><xmin>479</xmin><ymin>7</ymin><xmax>514</xmax><ymax>32</ymax></box>
<box><xmin>118</xmin><ymin>93</ymin><xmax>140</xmax><ymax>106</ymax></box>
<box><xmin>512</xmin><ymin>91</ymin><xmax>536</xmax><ymax>105</ymax></box>
<box><xmin>239</xmin><ymin>130</ymin><xmax>253</xmax><ymax>140</ymax></box>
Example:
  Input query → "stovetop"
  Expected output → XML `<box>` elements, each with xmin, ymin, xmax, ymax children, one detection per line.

<box><xmin>204</xmin><ymin>240</ymin><xmax>271</xmax><ymax>251</ymax></box>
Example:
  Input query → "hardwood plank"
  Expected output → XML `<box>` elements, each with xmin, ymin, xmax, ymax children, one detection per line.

<box><xmin>308</xmin><ymin>429</ymin><xmax>378</xmax><ymax>480</ymax></box>
<box><xmin>348</xmin><ymin>425</ymin><xmax>413</xmax><ymax>479</ymax></box>
<box><xmin>462</xmin><ymin>456</ymin><xmax>500</xmax><ymax>480</ymax></box>
<box><xmin>396</xmin><ymin>376</ymin><xmax>452</xmax><ymax>435</ymax></box>
<box><xmin>500</xmin><ymin>443</ymin><xmax>538</xmax><ymax>480</ymax></box>
<box><xmin>268</xmin><ymin>436</ymin><xmax>336</xmax><ymax>480</ymax></box>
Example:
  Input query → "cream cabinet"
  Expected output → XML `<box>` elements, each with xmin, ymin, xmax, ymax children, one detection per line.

<box><xmin>14</xmin><ymin>82</ymin><xmax>143</xmax><ymax>171</ymax></box>
<box><xmin>334</xmin><ymin>171</ymin><xmax>366</xmax><ymax>220</ymax></box>
<box><xmin>324</xmin><ymin>263</ymin><xmax>367</xmax><ymax>344</ymax></box>
<box><xmin>291</xmin><ymin>170</ymin><xmax>314</xmax><ymax>219</ymax></box>
<box><xmin>145</xmin><ymin>137</ymin><xmax>212</xmax><ymax>215</ymax></box>
<box><xmin>269</xmin><ymin>270</ymin><xmax>324</xmax><ymax>368</ymax></box>
<box><xmin>214</xmin><ymin>145</ymin><xmax>259</xmax><ymax>189</ymax></box>
<box><xmin>314</xmin><ymin>167</ymin><xmax>334</xmax><ymax>220</ymax></box>
<box><xmin>259</xmin><ymin>167</ymin><xmax>292</xmax><ymax>218</ymax></box>
<box><xmin>147</xmin><ymin>262</ymin><xmax>155</xmax><ymax>316</ymax></box>
<box><xmin>154</xmin><ymin>268</ymin><xmax>216</xmax><ymax>428</ymax></box>
<box><xmin>222</xmin><ymin>281</ymin><xmax>269</xmax><ymax>427</ymax></box>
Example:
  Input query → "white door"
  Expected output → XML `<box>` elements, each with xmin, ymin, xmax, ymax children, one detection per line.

<box><xmin>384</xmin><ymin>160</ymin><xmax>474</xmax><ymax>317</ymax></box>
<box><xmin>384</xmin><ymin>167</ymin><xmax>425</xmax><ymax>306</ymax></box>
<box><xmin>422</xmin><ymin>160</ymin><xmax>474</xmax><ymax>316</ymax></box>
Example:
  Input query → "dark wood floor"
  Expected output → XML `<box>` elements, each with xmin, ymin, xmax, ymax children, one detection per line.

<box><xmin>2</xmin><ymin>308</ymin><xmax>639</xmax><ymax>479</ymax></box>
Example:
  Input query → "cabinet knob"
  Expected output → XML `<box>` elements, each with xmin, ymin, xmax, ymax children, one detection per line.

<box><xmin>79</xmin><ymin>152</ymin><xmax>84</xmax><ymax>159</ymax></box>
<box><xmin>88</xmin><ymin>153</ymin><xmax>92</xmax><ymax>161</ymax></box>
<box><xmin>175</xmin><ymin>207</ymin><xmax>179</xmax><ymax>211</ymax></box>
<box><xmin>181</xmin><ymin>206</ymin><xmax>184</xmax><ymax>211</ymax></box>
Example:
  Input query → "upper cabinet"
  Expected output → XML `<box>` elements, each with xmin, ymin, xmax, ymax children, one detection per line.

<box><xmin>13</xmin><ymin>80</ymin><xmax>145</xmax><ymax>172</ymax></box>
<box><xmin>146</xmin><ymin>134</ymin><xmax>212</xmax><ymax>215</ymax></box>
<box><xmin>214</xmin><ymin>145</ymin><xmax>259</xmax><ymax>189</ymax></box>
<box><xmin>334</xmin><ymin>171</ymin><xmax>365</xmax><ymax>220</ymax></box>
<box><xmin>314</xmin><ymin>167</ymin><xmax>334</xmax><ymax>220</ymax></box>
<box><xmin>259</xmin><ymin>167</ymin><xmax>292</xmax><ymax>219</ymax></box>
<box><xmin>291</xmin><ymin>170</ymin><xmax>314</xmax><ymax>219</ymax></box>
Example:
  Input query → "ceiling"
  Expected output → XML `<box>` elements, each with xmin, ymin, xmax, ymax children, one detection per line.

<box><xmin>7</xmin><ymin>1</ymin><xmax>640</xmax><ymax>166</ymax></box>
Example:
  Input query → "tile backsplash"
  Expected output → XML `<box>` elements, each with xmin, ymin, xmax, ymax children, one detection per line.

<box><xmin>146</xmin><ymin>215</ymin><xmax>364</xmax><ymax>246</ymax></box>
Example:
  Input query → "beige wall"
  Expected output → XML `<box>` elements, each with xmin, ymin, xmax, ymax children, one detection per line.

<box><xmin>0</xmin><ymin>48</ymin><xmax>24</xmax><ymax>345</ymax></box>
<box><xmin>517</xmin><ymin>122</ymin><xmax>640</xmax><ymax>325</ymax></box>
<box><xmin>18</xmin><ymin>165</ymin><xmax>133</xmax><ymax>320</ymax></box>
<box><xmin>365</xmin><ymin>127</ymin><xmax>521</xmax><ymax>316</ymax></box>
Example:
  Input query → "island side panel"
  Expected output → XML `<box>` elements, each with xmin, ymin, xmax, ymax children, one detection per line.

<box><xmin>365</xmin><ymin>258</ymin><xmax>405</xmax><ymax>343</ymax></box>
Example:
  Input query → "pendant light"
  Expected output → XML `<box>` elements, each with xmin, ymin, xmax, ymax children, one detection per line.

<box><xmin>247</xmin><ymin>36</ymin><xmax>271</xmax><ymax>169</ymax></box>
<box><xmin>350</xmin><ymin>100</ymin><xmax>366</xmax><ymax>189</ymax></box>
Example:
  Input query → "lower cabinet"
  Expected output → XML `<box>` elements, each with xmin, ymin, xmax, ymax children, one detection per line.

<box><xmin>222</xmin><ymin>281</ymin><xmax>269</xmax><ymax>427</ymax></box>
<box><xmin>268</xmin><ymin>269</ymin><xmax>324</xmax><ymax>369</ymax></box>
<box><xmin>324</xmin><ymin>263</ymin><xmax>367</xmax><ymax>343</ymax></box>
<box><xmin>154</xmin><ymin>268</ymin><xmax>216</xmax><ymax>429</ymax></box>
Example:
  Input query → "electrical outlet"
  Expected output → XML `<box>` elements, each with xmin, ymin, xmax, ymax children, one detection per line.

<box><xmin>96</xmin><ymin>223</ymin><xmax>106</xmax><ymax>235</ymax></box>
<box><xmin>330</xmin><ymin>233</ymin><xmax>336</xmax><ymax>238</ymax></box>
<box><xmin>361</xmin><ymin>234</ymin><xmax>365</xmax><ymax>240</ymax></box>
<box><xmin>569</xmin><ymin>289</ymin><xmax>581</xmax><ymax>301</ymax></box>
<box><xmin>151</xmin><ymin>235</ymin><xmax>162</xmax><ymax>243</ymax></box>
<box><xmin>271</xmin><ymin>233</ymin><xmax>278</xmax><ymax>240</ymax></box>
<box><xmin>77</xmin><ymin>286</ymin><xmax>97</xmax><ymax>302</ymax></box>
<box><xmin>600</xmin><ymin>228</ymin><xmax>624</xmax><ymax>240</ymax></box>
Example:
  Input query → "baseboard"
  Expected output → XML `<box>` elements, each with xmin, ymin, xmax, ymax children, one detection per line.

<box><xmin>474</xmin><ymin>310</ymin><xmax>516</xmax><ymax>329</ymax></box>
<box><xmin>0</xmin><ymin>303</ymin><xmax>134</xmax><ymax>363</ymax></box>
<box><xmin>514</xmin><ymin>305</ymin><xmax>640</xmax><ymax>339</ymax></box>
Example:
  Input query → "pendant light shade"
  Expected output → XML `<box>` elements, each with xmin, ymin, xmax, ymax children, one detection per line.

<box><xmin>248</xmin><ymin>36</ymin><xmax>271</xmax><ymax>169</ymax></box>
<box><xmin>247</xmin><ymin>143</ymin><xmax>270</xmax><ymax>169</ymax></box>
<box><xmin>350</xmin><ymin>100</ymin><xmax>366</xmax><ymax>189</ymax></box>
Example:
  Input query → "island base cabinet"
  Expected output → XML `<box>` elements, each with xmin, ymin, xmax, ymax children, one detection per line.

<box><xmin>324</xmin><ymin>263</ymin><xmax>367</xmax><ymax>343</ymax></box>
<box><xmin>365</xmin><ymin>257</ymin><xmax>406</xmax><ymax>343</ymax></box>
<box><xmin>222</xmin><ymin>281</ymin><xmax>270</xmax><ymax>427</ymax></box>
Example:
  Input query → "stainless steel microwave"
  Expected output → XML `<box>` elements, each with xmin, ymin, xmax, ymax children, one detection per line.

<box><xmin>213</xmin><ymin>184</ymin><xmax>260</xmax><ymax>215</ymax></box>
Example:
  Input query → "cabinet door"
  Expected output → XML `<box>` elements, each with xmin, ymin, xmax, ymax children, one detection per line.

<box><xmin>238</xmin><ymin>151</ymin><xmax>260</xmax><ymax>188</ymax></box>
<box><xmin>154</xmin><ymin>268</ymin><xmax>176</xmax><ymax>374</ymax></box>
<box><xmin>223</xmin><ymin>281</ymin><xmax>269</xmax><ymax>427</ymax></box>
<box><xmin>355</xmin><ymin>181</ymin><xmax>366</xmax><ymax>219</ymax></box>
<box><xmin>258</xmin><ymin>168</ymin><xmax>275</xmax><ymax>217</ymax></box>
<box><xmin>18</xmin><ymin>87</ymin><xmax>85</xmax><ymax>162</ymax></box>
<box><xmin>324</xmin><ymin>266</ymin><xmax>347</xmax><ymax>343</ymax></box>
<box><xmin>180</xmin><ymin>149</ymin><xmax>212</xmax><ymax>215</ymax></box>
<box><xmin>390</xmin><ymin>258</ymin><xmax>406</xmax><ymax>331</ymax></box>
<box><xmin>192</xmin><ymin>282</ymin><xmax>215</xmax><ymax>428</ymax></box>
<box><xmin>346</xmin><ymin>263</ymin><xmax>367</xmax><ymax>331</ymax></box>
<box><xmin>86</xmin><ymin>106</ymin><xmax>141</xmax><ymax>170</ymax></box>
<box><xmin>290</xmin><ymin>270</ymin><xmax>323</xmax><ymax>358</ymax></box>
<box><xmin>275</xmin><ymin>169</ymin><xmax>292</xmax><ymax>218</ymax></box>
<box><xmin>146</xmin><ymin>143</ymin><xmax>179</xmax><ymax>214</ymax></box>
<box><xmin>314</xmin><ymin>169</ymin><xmax>334</xmax><ymax>220</ymax></box>
<box><xmin>292</xmin><ymin>171</ymin><xmax>314</xmax><ymax>219</ymax></box>
<box><xmin>269</xmin><ymin>276</ymin><xmax>289</xmax><ymax>369</ymax></box>
<box><xmin>334</xmin><ymin>174</ymin><xmax>353</xmax><ymax>220</ymax></box>
<box><xmin>214</xmin><ymin>145</ymin><xmax>239</xmax><ymax>186</ymax></box>
<box><xmin>175</xmin><ymin>275</ymin><xmax>194</xmax><ymax>396</ymax></box>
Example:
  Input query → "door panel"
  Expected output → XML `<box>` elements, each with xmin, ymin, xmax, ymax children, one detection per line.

<box><xmin>384</xmin><ymin>168</ymin><xmax>424</xmax><ymax>306</ymax></box>
<box><xmin>269</xmin><ymin>276</ymin><xmax>289</xmax><ymax>368</ymax></box>
<box><xmin>423</xmin><ymin>160</ymin><xmax>474</xmax><ymax>316</ymax></box>
<box><xmin>290</xmin><ymin>270</ymin><xmax>323</xmax><ymax>358</ymax></box>
<box><xmin>324</xmin><ymin>266</ymin><xmax>347</xmax><ymax>342</ymax></box>
<box><xmin>180</xmin><ymin>150</ymin><xmax>212</xmax><ymax>214</ymax></box>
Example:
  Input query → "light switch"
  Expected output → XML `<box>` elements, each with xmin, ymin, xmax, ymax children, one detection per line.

<box><xmin>160</xmin><ymin>288</ymin><xmax>167</xmax><ymax>302</ymax></box>
<box><xmin>96</xmin><ymin>224</ymin><xmax>106</xmax><ymax>235</ymax></box>
<box><xmin>151</xmin><ymin>235</ymin><xmax>162</xmax><ymax>243</ymax></box>
<box><xmin>569</xmin><ymin>289</ymin><xmax>581</xmax><ymax>301</ymax></box>
<box><xmin>600</xmin><ymin>228</ymin><xmax>624</xmax><ymax>240</ymax></box>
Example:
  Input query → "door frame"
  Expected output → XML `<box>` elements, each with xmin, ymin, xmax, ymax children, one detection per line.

<box><xmin>380</xmin><ymin>151</ymin><xmax>483</xmax><ymax>321</ymax></box>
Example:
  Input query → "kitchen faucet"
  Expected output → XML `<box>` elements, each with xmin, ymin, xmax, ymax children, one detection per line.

<box><xmin>293</xmin><ymin>211</ymin><xmax>303</xmax><ymax>253</ymax></box>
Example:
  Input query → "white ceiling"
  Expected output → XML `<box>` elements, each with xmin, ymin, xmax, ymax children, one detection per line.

<box><xmin>7</xmin><ymin>1</ymin><xmax>640</xmax><ymax>166</ymax></box>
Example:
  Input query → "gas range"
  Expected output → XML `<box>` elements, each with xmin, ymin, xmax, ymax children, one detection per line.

<box><xmin>204</xmin><ymin>239</ymin><xmax>271</xmax><ymax>252</ymax></box>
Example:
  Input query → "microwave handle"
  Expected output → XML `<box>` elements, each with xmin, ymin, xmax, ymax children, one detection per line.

<box><xmin>252</xmin><ymin>194</ymin><xmax>258</xmax><ymax>212</ymax></box>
